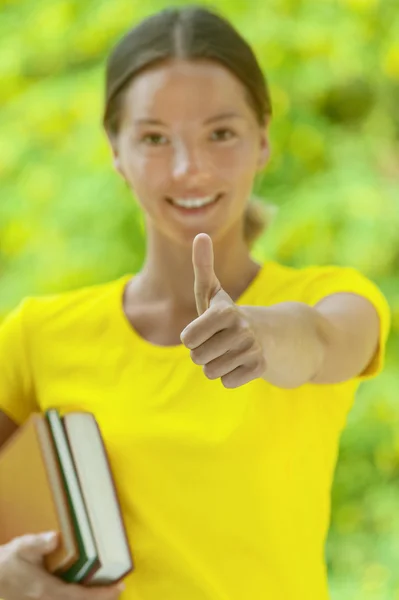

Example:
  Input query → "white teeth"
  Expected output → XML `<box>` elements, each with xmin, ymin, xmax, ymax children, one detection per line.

<box><xmin>171</xmin><ymin>196</ymin><xmax>217</xmax><ymax>208</ymax></box>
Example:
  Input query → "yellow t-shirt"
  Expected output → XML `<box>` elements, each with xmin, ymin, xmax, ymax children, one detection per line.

<box><xmin>0</xmin><ymin>261</ymin><xmax>391</xmax><ymax>600</ymax></box>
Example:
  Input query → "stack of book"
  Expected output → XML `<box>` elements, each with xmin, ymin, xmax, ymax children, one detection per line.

<box><xmin>0</xmin><ymin>409</ymin><xmax>133</xmax><ymax>585</ymax></box>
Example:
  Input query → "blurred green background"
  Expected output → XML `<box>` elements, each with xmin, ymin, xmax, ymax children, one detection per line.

<box><xmin>0</xmin><ymin>0</ymin><xmax>398</xmax><ymax>597</ymax></box>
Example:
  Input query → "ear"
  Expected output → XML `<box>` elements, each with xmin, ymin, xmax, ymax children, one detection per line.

<box><xmin>106</xmin><ymin>132</ymin><xmax>125</xmax><ymax>178</ymax></box>
<box><xmin>113</xmin><ymin>156</ymin><xmax>123</xmax><ymax>176</ymax></box>
<box><xmin>256</xmin><ymin>119</ymin><xmax>271</xmax><ymax>172</ymax></box>
<box><xmin>112</xmin><ymin>152</ymin><xmax>128</xmax><ymax>180</ymax></box>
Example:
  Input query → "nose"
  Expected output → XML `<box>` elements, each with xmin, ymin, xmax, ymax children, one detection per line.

<box><xmin>172</xmin><ymin>142</ymin><xmax>209</xmax><ymax>182</ymax></box>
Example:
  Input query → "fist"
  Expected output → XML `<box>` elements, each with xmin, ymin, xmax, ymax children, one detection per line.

<box><xmin>180</xmin><ymin>234</ymin><xmax>266</xmax><ymax>388</ymax></box>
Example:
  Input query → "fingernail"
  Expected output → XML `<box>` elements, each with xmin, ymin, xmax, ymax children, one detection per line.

<box><xmin>43</xmin><ymin>531</ymin><xmax>57</xmax><ymax>541</ymax></box>
<box><xmin>116</xmin><ymin>582</ymin><xmax>125</xmax><ymax>592</ymax></box>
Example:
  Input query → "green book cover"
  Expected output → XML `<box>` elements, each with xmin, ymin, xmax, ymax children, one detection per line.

<box><xmin>45</xmin><ymin>408</ymin><xmax>99</xmax><ymax>583</ymax></box>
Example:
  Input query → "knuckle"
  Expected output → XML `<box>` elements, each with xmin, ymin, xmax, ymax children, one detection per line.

<box><xmin>190</xmin><ymin>349</ymin><xmax>202</xmax><ymax>365</ymax></box>
<box><xmin>237</xmin><ymin>328</ymin><xmax>254</xmax><ymax>348</ymax></box>
<box><xmin>0</xmin><ymin>549</ymin><xmax>15</xmax><ymax>580</ymax></box>
<box><xmin>5</xmin><ymin>537</ymin><xmax>19</xmax><ymax>553</ymax></box>
<box><xmin>182</xmin><ymin>335</ymin><xmax>193</xmax><ymax>349</ymax></box>
<box><xmin>14</xmin><ymin>533</ymin><xmax>35</xmax><ymax>552</ymax></box>
<box><xmin>215</xmin><ymin>303</ymin><xmax>235</xmax><ymax>320</ymax></box>
<box><xmin>221</xmin><ymin>375</ymin><xmax>235</xmax><ymax>389</ymax></box>
<box><xmin>203</xmin><ymin>364</ymin><xmax>217</xmax><ymax>379</ymax></box>
<box><xmin>6</xmin><ymin>539</ymin><xmax>25</xmax><ymax>561</ymax></box>
<box><xmin>12</xmin><ymin>536</ymin><xmax>37</xmax><ymax>562</ymax></box>
<box><xmin>26</xmin><ymin>580</ymin><xmax>45</xmax><ymax>599</ymax></box>
<box><xmin>256</xmin><ymin>354</ymin><xmax>267</xmax><ymax>375</ymax></box>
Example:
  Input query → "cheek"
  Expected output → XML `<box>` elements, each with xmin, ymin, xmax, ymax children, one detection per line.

<box><xmin>214</xmin><ymin>139</ymin><xmax>259</xmax><ymax>176</ymax></box>
<box><xmin>213</xmin><ymin>149</ymin><xmax>259</xmax><ymax>200</ymax></box>
<box><xmin>125</xmin><ymin>152</ymin><xmax>170</xmax><ymax>194</ymax></box>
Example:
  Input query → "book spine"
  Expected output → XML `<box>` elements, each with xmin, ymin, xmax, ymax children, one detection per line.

<box><xmin>45</xmin><ymin>409</ymin><xmax>99</xmax><ymax>583</ymax></box>
<box><xmin>86</xmin><ymin>416</ymin><xmax>134</xmax><ymax>580</ymax></box>
<box><xmin>65</xmin><ymin>411</ymin><xmax>134</xmax><ymax>582</ymax></box>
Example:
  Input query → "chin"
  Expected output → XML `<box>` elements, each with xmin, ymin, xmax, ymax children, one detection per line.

<box><xmin>174</xmin><ymin>230</ymin><xmax>211</xmax><ymax>247</ymax></box>
<box><xmin>171</xmin><ymin>224</ymin><xmax>233</xmax><ymax>248</ymax></box>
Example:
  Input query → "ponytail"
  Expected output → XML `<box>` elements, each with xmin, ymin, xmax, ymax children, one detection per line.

<box><xmin>243</xmin><ymin>197</ymin><xmax>277</xmax><ymax>249</ymax></box>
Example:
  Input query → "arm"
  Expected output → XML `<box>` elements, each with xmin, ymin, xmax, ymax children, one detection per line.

<box><xmin>0</xmin><ymin>410</ymin><xmax>18</xmax><ymax>449</ymax></box>
<box><xmin>181</xmin><ymin>235</ymin><xmax>384</xmax><ymax>390</ymax></box>
<box><xmin>242</xmin><ymin>293</ymin><xmax>380</xmax><ymax>389</ymax></box>
<box><xmin>311</xmin><ymin>292</ymin><xmax>380</xmax><ymax>384</ymax></box>
<box><xmin>0</xmin><ymin>299</ymin><xmax>39</xmax><ymax>435</ymax></box>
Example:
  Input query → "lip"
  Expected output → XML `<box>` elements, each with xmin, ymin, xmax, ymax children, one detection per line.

<box><xmin>166</xmin><ymin>193</ymin><xmax>223</xmax><ymax>212</ymax></box>
<box><xmin>168</xmin><ymin>191</ymin><xmax>220</xmax><ymax>201</ymax></box>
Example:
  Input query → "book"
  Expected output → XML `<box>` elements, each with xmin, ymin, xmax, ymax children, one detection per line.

<box><xmin>0</xmin><ymin>413</ymin><xmax>78</xmax><ymax>574</ymax></box>
<box><xmin>45</xmin><ymin>409</ymin><xmax>99</xmax><ymax>583</ymax></box>
<box><xmin>0</xmin><ymin>409</ymin><xmax>133</xmax><ymax>585</ymax></box>
<box><xmin>47</xmin><ymin>409</ymin><xmax>133</xmax><ymax>585</ymax></box>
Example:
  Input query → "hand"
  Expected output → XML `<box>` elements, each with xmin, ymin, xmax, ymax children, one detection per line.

<box><xmin>180</xmin><ymin>234</ymin><xmax>267</xmax><ymax>388</ymax></box>
<box><xmin>0</xmin><ymin>532</ymin><xmax>125</xmax><ymax>600</ymax></box>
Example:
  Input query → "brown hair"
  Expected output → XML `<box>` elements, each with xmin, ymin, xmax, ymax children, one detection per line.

<box><xmin>103</xmin><ymin>5</ymin><xmax>274</xmax><ymax>248</ymax></box>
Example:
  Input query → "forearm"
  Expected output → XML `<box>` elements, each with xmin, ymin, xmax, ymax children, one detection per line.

<box><xmin>243</xmin><ymin>298</ymin><xmax>380</xmax><ymax>388</ymax></box>
<box><xmin>241</xmin><ymin>302</ymin><xmax>327</xmax><ymax>388</ymax></box>
<box><xmin>245</xmin><ymin>299</ymin><xmax>371</xmax><ymax>389</ymax></box>
<box><xmin>311</xmin><ymin>293</ymin><xmax>380</xmax><ymax>384</ymax></box>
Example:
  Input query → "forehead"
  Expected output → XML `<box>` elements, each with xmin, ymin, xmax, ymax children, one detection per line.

<box><xmin>122</xmin><ymin>59</ymin><xmax>252</xmax><ymax>122</ymax></box>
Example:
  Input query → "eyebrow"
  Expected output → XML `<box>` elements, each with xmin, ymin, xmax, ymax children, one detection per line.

<box><xmin>204</xmin><ymin>112</ymin><xmax>244</xmax><ymax>124</ymax></box>
<box><xmin>134</xmin><ymin>112</ymin><xmax>244</xmax><ymax>126</ymax></box>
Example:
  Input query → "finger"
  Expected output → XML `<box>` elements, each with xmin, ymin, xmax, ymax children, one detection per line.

<box><xmin>202</xmin><ymin>339</ymin><xmax>260</xmax><ymax>380</ymax></box>
<box><xmin>15</xmin><ymin>531</ymin><xmax>59</xmax><ymax>564</ymax></box>
<box><xmin>192</xmin><ymin>233</ymin><xmax>221</xmax><ymax>315</ymax></box>
<box><xmin>62</xmin><ymin>581</ymin><xmax>124</xmax><ymax>600</ymax></box>
<box><xmin>42</xmin><ymin>577</ymin><xmax>123</xmax><ymax>600</ymax></box>
<box><xmin>15</xmin><ymin>533</ymin><xmax>123</xmax><ymax>600</ymax></box>
<box><xmin>190</xmin><ymin>326</ymin><xmax>251</xmax><ymax>365</ymax></box>
<box><xmin>203</xmin><ymin>348</ymin><xmax>246</xmax><ymax>380</ymax></box>
<box><xmin>221</xmin><ymin>358</ymin><xmax>267</xmax><ymax>389</ymax></box>
<box><xmin>181</xmin><ymin>303</ymin><xmax>236</xmax><ymax>349</ymax></box>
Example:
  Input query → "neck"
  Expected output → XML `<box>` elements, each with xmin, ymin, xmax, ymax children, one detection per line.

<box><xmin>129</xmin><ymin>222</ymin><xmax>260</xmax><ymax>314</ymax></box>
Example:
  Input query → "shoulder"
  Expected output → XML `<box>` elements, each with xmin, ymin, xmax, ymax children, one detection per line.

<box><xmin>2</xmin><ymin>275</ymin><xmax>131</xmax><ymax>336</ymax></box>
<box><xmin>260</xmin><ymin>260</ymin><xmax>389</xmax><ymax>313</ymax></box>
<box><xmin>259</xmin><ymin>260</ymin><xmax>352</xmax><ymax>297</ymax></box>
<box><xmin>264</xmin><ymin>260</ymin><xmax>358</xmax><ymax>285</ymax></box>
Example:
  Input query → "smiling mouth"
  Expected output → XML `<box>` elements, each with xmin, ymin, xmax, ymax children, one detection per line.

<box><xmin>166</xmin><ymin>193</ymin><xmax>223</xmax><ymax>210</ymax></box>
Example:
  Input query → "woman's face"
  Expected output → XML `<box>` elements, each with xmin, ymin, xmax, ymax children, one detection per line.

<box><xmin>110</xmin><ymin>59</ymin><xmax>269</xmax><ymax>246</ymax></box>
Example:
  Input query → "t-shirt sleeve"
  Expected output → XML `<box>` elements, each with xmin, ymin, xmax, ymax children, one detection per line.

<box><xmin>0</xmin><ymin>298</ymin><xmax>39</xmax><ymax>424</ymax></box>
<box><xmin>302</xmin><ymin>266</ymin><xmax>391</xmax><ymax>380</ymax></box>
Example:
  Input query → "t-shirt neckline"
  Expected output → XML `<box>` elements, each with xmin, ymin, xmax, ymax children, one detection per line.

<box><xmin>113</xmin><ymin>262</ymin><xmax>269</xmax><ymax>356</ymax></box>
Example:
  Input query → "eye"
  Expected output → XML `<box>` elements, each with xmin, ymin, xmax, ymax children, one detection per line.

<box><xmin>141</xmin><ymin>133</ymin><xmax>169</xmax><ymax>146</ymax></box>
<box><xmin>210</xmin><ymin>128</ymin><xmax>236</xmax><ymax>142</ymax></box>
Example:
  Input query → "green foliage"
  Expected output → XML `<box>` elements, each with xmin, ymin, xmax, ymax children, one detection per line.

<box><xmin>0</xmin><ymin>1</ymin><xmax>398</xmax><ymax>597</ymax></box>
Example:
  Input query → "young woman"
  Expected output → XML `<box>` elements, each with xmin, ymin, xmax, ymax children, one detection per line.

<box><xmin>0</xmin><ymin>6</ymin><xmax>391</xmax><ymax>600</ymax></box>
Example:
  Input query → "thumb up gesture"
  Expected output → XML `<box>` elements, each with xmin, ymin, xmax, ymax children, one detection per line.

<box><xmin>180</xmin><ymin>234</ymin><xmax>267</xmax><ymax>388</ymax></box>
